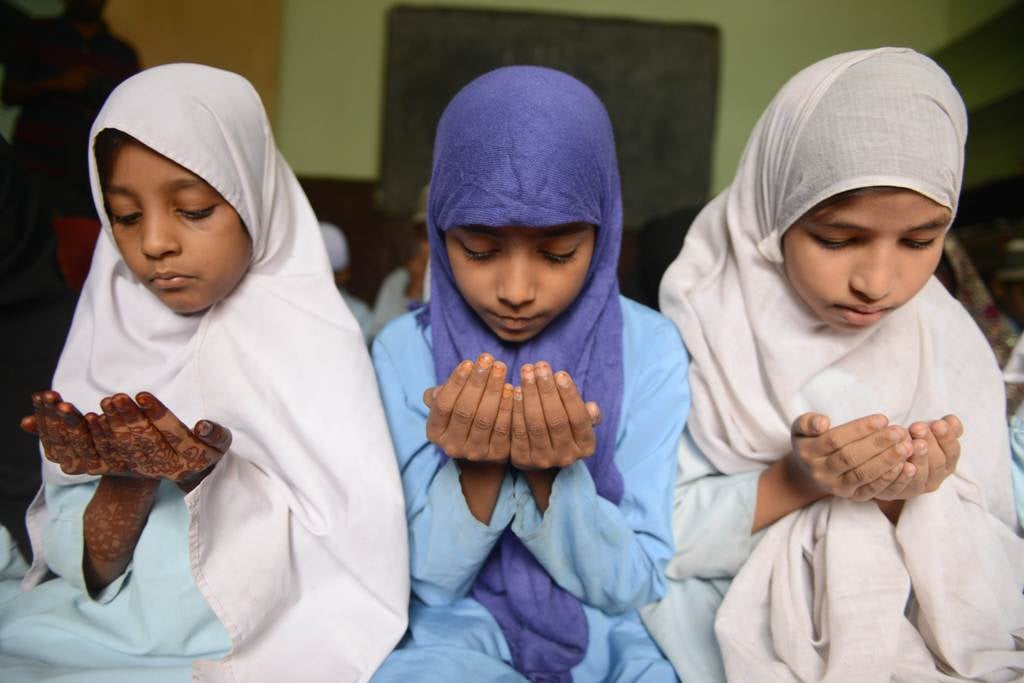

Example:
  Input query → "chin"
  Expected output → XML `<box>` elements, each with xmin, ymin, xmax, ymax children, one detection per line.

<box><xmin>161</xmin><ymin>297</ymin><xmax>209</xmax><ymax>316</ymax></box>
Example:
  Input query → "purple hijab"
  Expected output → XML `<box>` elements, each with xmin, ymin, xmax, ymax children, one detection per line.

<box><xmin>425</xmin><ymin>66</ymin><xmax>625</xmax><ymax>682</ymax></box>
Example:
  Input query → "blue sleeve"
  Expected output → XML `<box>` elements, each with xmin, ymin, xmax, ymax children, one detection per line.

<box><xmin>510</xmin><ymin>314</ymin><xmax>688</xmax><ymax>614</ymax></box>
<box><xmin>43</xmin><ymin>482</ymin><xmax>132</xmax><ymax>603</ymax></box>
<box><xmin>1010</xmin><ymin>416</ymin><xmax>1024</xmax><ymax>531</ymax></box>
<box><xmin>372</xmin><ymin>330</ymin><xmax>516</xmax><ymax>606</ymax></box>
<box><xmin>664</xmin><ymin>429</ymin><xmax>764</xmax><ymax>581</ymax></box>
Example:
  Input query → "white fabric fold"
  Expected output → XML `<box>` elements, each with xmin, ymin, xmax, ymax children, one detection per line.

<box><xmin>660</xmin><ymin>48</ymin><xmax>1024</xmax><ymax>680</ymax></box>
<box><xmin>25</xmin><ymin>63</ymin><xmax>409</xmax><ymax>682</ymax></box>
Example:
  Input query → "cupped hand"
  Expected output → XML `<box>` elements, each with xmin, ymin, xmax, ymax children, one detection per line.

<box><xmin>22</xmin><ymin>390</ymin><xmax>231</xmax><ymax>483</ymax></box>
<box><xmin>873</xmin><ymin>414</ymin><xmax>962</xmax><ymax>501</ymax></box>
<box><xmin>424</xmin><ymin>354</ymin><xmax>514</xmax><ymax>463</ymax></box>
<box><xmin>509</xmin><ymin>362</ymin><xmax>601</xmax><ymax>471</ymax></box>
<box><xmin>789</xmin><ymin>412</ymin><xmax>925</xmax><ymax>502</ymax></box>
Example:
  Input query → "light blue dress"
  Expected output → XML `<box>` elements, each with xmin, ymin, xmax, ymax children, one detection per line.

<box><xmin>646</xmin><ymin>417</ymin><xmax>1024</xmax><ymax>683</ymax></box>
<box><xmin>640</xmin><ymin>431</ymin><xmax>763</xmax><ymax>683</ymax></box>
<box><xmin>370</xmin><ymin>298</ymin><xmax>689</xmax><ymax>682</ymax></box>
<box><xmin>340</xmin><ymin>287</ymin><xmax>375</xmax><ymax>345</ymax></box>
<box><xmin>0</xmin><ymin>480</ymin><xmax>232</xmax><ymax>682</ymax></box>
<box><xmin>1011</xmin><ymin>416</ymin><xmax>1024</xmax><ymax>530</ymax></box>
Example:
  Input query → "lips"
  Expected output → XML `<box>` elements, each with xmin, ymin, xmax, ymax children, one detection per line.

<box><xmin>149</xmin><ymin>272</ymin><xmax>194</xmax><ymax>290</ymax></box>
<box><xmin>834</xmin><ymin>304</ymin><xmax>891</xmax><ymax>326</ymax></box>
<box><xmin>493</xmin><ymin>314</ymin><xmax>541</xmax><ymax>331</ymax></box>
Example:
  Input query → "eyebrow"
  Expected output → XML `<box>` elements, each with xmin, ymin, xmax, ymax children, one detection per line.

<box><xmin>458</xmin><ymin>223</ymin><xmax>593</xmax><ymax>237</ymax></box>
<box><xmin>103</xmin><ymin>178</ymin><xmax>206</xmax><ymax>196</ymax></box>
<box><xmin>820</xmin><ymin>215</ymin><xmax>950</xmax><ymax>233</ymax></box>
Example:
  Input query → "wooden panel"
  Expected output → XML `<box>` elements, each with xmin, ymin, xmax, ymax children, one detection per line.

<box><xmin>104</xmin><ymin>0</ymin><xmax>282</xmax><ymax>120</ymax></box>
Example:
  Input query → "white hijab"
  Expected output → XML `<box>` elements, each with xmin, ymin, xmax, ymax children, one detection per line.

<box><xmin>26</xmin><ymin>64</ymin><xmax>409</xmax><ymax>682</ymax></box>
<box><xmin>661</xmin><ymin>48</ymin><xmax>1024</xmax><ymax>681</ymax></box>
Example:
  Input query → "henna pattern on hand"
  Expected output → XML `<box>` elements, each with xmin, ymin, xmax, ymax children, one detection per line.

<box><xmin>97</xmin><ymin>395</ymin><xmax>208</xmax><ymax>480</ymax></box>
<box><xmin>84</xmin><ymin>478</ymin><xmax>159</xmax><ymax>561</ymax></box>
<box><xmin>83</xmin><ymin>476</ymin><xmax>160</xmax><ymax>591</ymax></box>
<box><xmin>28</xmin><ymin>389</ymin><xmax>229</xmax><ymax>484</ymax></box>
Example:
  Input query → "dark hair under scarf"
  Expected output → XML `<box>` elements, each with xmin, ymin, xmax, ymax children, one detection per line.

<box><xmin>425</xmin><ymin>66</ymin><xmax>625</xmax><ymax>681</ymax></box>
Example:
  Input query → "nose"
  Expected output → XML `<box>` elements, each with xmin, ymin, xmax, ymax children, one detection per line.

<box><xmin>495</xmin><ymin>255</ymin><xmax>536</xmax><ymax>308</ymax></box>
<box><xmin>849</xmin><ymin>252</ymin><xmax>894</xmax><ymax>302</ymax></box>
<box><xmin>140</xmin><ymin>216</ymin><xmax>181</xmax><ymax>260</ymax></box>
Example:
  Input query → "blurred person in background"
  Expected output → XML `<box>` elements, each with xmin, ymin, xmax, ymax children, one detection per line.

<box><xmin>373</xmin><ymin>185</ymin><xmax>430</xmax><ymax>335</ymax></box>
<box><xmin>321</xmin><ymin>221</ymin><xmax>374</xmax><ymax>344</ymax></box>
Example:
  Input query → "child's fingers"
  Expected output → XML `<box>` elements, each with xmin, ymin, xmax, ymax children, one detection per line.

<box><xmin>554</xmin><ymin>371</ymin><xmax>596</xmax><ymax>457</ymax></box>
<box><xmin>421</xmin><ymin>386</ymin><xmax>441</xmax><ymax>409</ymax></box>
<box><xmin>943</xmin><ymin>414</ymin><xmax>963</xmax><ymax>438</ymax></box>
<box><xmin>903</xmin><ymin>439</ymin><xmax>931</xmax><ymax>493</ymax></box>
<box><xmin>932</xmin><ymin>415</ymin><xmax>962</xmax><ymax>455</ymax></box>
<box><xmin>535</xmin><ymin>363</ymin><xmax>574</xmax><ymax>463</ymax></box>
<box><xmin>586</xmin><ymin>402</ymin><xmax>602</xmax><ymax>426</ymax></box>
<box><xmin>444</xmin><ymin>354</ymin><xmax>494</xmax><ymax>447</ymax></box>
<box><xmin>510</xmin><ymin>386</ymin><xmax>530</xmax><ymax>466</ymax></box>
<box><xmin>938</xmin><ymin>415</ymin><xmax>962</xmax><ymax>474</ymax></box>
<box><xmin>465</xmin><ymin>360</ymin><xmax>507</xmax><ymax>459</ymax></box>
<box><xmin>137</xmin><ymin>392</ymin><xmax>227</xmax><ymax>475</ymax></box>
<box><xmin>909</xmin><ymin>421</ymin><xmax>930</xmax><ymax>440</ymax></box>
<box><xmin>31</xmin><ymin>395</ymin><xmax>50</xmax><ymax>446</ymax></box>
<box><xmin>806</xmin><ymin>413</ymin><xmax>889</xmax><ymax>460</ymax></box>
<box><xmin>107</xmin><ymin>394</ymin><xmax>177</xmax><ymax>478</ymax></box>
<box><xmin>823</xmin><ymin>424</ymin><xmax>907</xmax><ymax>477</ymax></box>
<box><xmin>30</xmin><ymin>395</ymin><xmax>59</xmax><ymax>465</ymax></box>
<box><xmin>835</xmin><ymin>434</ymin><xmax>913</xmax><ymax>490</ymax></box>
<box><xmin>57</xmin><ymin>401</ymin><xmax>101</xmax><ymax>473</ymax></box>
<box><xmin>425</xmin><ymin>361</ymin><xmax>472</xmax><ymax>442</ymax></box>
<box><xmin>488</xmin><ymin>384</ymin><xmax>514</xmax><ymax>460</ymax></box>
<box><xmin>920</xmin><ymin>427</ymin><xmax>950</xmax><ymax>492</ymax></box>
<box><xmin>874</xmin><ymin>461</ymin><xmax>918</xmax><ymax>500</ymax></box>
<box><xmin>790</xmin><ymin>413</ymin><xmax>832</xmax><ymax>439</ymax></box>
<box><xmin>38</xmin><ymin>392</ymin><xmax>73</xmax><ymax>470</ymax></box>
<box><xmin>20</xmin><ymin>415</ymin><xmax>39</xmax><ymax>435</ymax></box>
<box><xmin>194</xmin><ymin>419</ymin><xmax>233</xmax><ymax>454</ymax></box>
<box><xmin>851</xmin><ymin>461</ymin><xmax>903</xmax><ymax>501</ymax></box>
<box><xmin>84</xmin><ymin>413</ymin><xmax>113</xmax><ymax>472</ymax></box>
<box><xmin>520</xmin><ymin>365</ymin><xmax>551</xmax><ymax>462</ymax></box>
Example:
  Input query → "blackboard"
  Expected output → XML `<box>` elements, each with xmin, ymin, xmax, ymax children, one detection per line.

<box><xmin>379</xmin><ymin>6</ymin><xmax>719</xmax><ymax>227</ymax></box>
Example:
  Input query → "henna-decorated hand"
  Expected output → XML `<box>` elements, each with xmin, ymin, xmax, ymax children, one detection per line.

<box><xmin>21</xmin><ymin>391</ymin><xmax>103</xmax><ymax>474</ymax></box>
<box><xmin>509</xmin><ymin>362</ymin><xmax>602</xmax><ymax>472</ymax></box>
<box><xmin>21</xmin><ymin>391</ymin><xmax>231</xmax><ymax>486</ymax></box>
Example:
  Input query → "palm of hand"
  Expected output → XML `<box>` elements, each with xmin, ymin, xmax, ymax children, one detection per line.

<box><xmin>24</xmin><ymin>391</ymin><xmax>229</xmax><ymax>481</ymax></box>
<box><xmin>790</xmin><ymin>412</ymin><xmax>961</xmax><ymax>503</ymax></box>
<box><xmin>425</xmin><ymin>355</ymin><xmax>601</xmax><ymax>470</ymax></box>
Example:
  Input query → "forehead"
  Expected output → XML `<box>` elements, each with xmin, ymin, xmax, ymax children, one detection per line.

<box><xmin>451</xmin><ymin>222</ymin><xmax>594</xmax><ymax>239</ymax></box>
<box><xmin>104</xmin><ymin>140</ymin><xmax>216</xmax><ymax>195</ymax></box>
<box><xmin>805</xmin><ymin>189</ymin><xmax>950</xmax><ymax>232</ymax></box>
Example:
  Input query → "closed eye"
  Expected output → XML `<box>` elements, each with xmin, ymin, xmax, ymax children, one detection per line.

<box><xmin>902</xmin><ymin>237</ymin><xmax>938</xmax><ymax>250</ymax></box>
<box><xmin>110</xmin><ymin>211</ymin><xmax>142</xmax><ymax>226</ymax></box>
<box><xmin>811</xmin><ymin>235</ymin><xmax>851</xmax><ymax>250</ymax></box>
<box><xmin>180</xmin><ymin>206</ymin><xmax>216</xmax><ymax>221</ymax></box>
<box><xmin>542</xmin><ymin>249</ymin><xmax>578</xmax><ymax>264</ymax></box>
<box><xmin>462</xmin><ymin>245</ymin><xmax>497</xmax><ymax>261</ymax></box>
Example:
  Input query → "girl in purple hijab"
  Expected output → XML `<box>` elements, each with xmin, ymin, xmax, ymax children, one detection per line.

<box><xmin>370</xmin><ymin>66</ymin><xmax>689</xmax><ymax>682</ymax></box>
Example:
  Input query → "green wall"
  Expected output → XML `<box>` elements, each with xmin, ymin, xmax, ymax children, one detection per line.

<box><xmin>5</xmin><ymin>0</ymin><xmax>1016</xmax><ymax>195</ymax></box>
<box><xmin>274</xmin><ymin>0</ymin><xmax>1017</xmax><ymax>194</ymax></box>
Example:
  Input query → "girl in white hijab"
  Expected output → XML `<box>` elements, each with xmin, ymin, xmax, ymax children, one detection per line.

<box><xmin>644</xmin><ymin>48</ymin><xmax>1024</xmax><ymax>682</ymax></box>
<box><xmin>0</xmin><ymin>64</ymin><xmax>408</xmax><ymax>682</ymax></box>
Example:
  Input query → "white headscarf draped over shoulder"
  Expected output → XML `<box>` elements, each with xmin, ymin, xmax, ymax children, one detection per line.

<box><xmin>28</xmin><ymin>64</ymin><xmax>409</xmax><ymax>682</ymax></box>
<box><xmin>662</xmin><ymin>48</ymin><xmax>1024</xmax><ymax>681</ymax></box>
